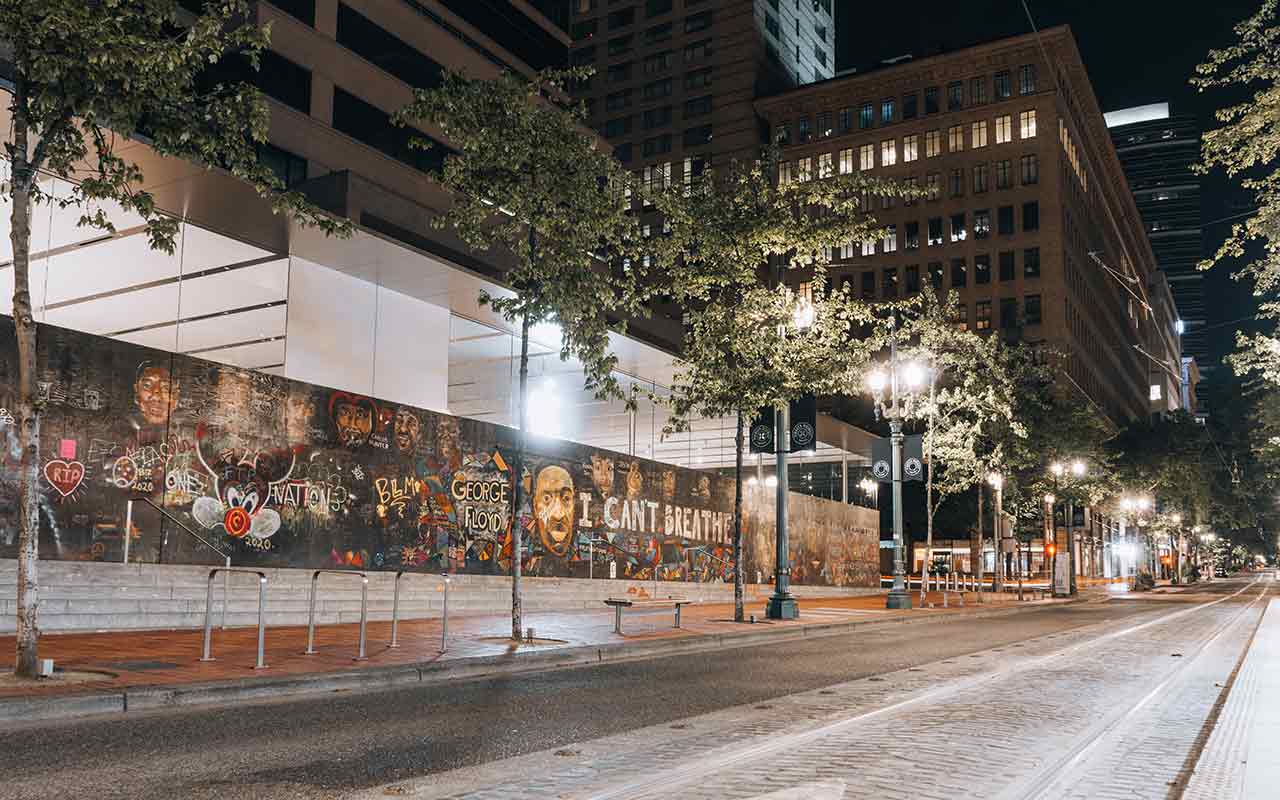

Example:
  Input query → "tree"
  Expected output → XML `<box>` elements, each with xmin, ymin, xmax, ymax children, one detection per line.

<box><xmin>1194</xmin><ymin>0</ymin><xmax>1280</xmax><ymax>384</ymax></box>
<box><xmin>396</xmin><ymin>68</ymin><xmax>643</xmax><ymax>640</ymax></box>
<box><xmin>651</xmin><ymin>151</ymin><xmax>912</xmax><ymax>621</ymax></box>
<box><xmin>898</xmin><ymin>291</ymin><xmax>1020</xmax><ymax>600</ymax></box>
<box><xmin>2</xmin><ymin>0</ymin><xmax>348</xmax><ymax>678</ymax></box>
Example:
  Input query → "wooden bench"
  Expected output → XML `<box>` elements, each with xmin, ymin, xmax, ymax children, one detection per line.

<box><xmin>604</xmin><ymin>597</ymin><xmax>694</xmax><ymax>634</ymax></box>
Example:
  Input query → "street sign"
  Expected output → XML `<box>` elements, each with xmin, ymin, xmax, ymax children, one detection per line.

<box><xmin>748</xmin><ymin>408</ymin><xmax>774</xmax><ymax>454</ymax></box>
<box><xmin>789</xmin><ymin>394</ymin><xmax>817</xmax><ymax>453</ymax></box>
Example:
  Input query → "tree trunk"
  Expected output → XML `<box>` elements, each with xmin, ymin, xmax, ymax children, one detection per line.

<box><xmin>510</xmin><ymin>311</ymin><xmax>531</xmax><ymax>641</ymax></box>
<box><xmin>732</xmin><ymin>410</ymin><xmax>744</xmax><ymax>622</ymax></box>
<box><xmin>10</xmin><ymin>88</ymin><xmax>42</xmax><ymax>678</ymax></box>
<box><xmin>921</xmin><ymin>382</ymin><xmax>935</xmax><ymax>605</ymax></box>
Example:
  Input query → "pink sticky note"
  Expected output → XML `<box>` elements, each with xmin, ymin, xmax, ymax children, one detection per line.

<box><xmin>59</xmin><ymin>439</ymin><xmax>76</xmax><ymax>460</ymax></box>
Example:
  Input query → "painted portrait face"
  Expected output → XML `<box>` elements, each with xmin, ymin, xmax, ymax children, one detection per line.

<box><xmin>533</xmin><ymin>465</ymin><xmax>576</xmax><ymax>557</ymax></box>
<box><xmin>134</xmin><ymin>365</ymin><xmax>176</xmax><ymax>426</ymax></box>
<box><xmin>334</xmin><ymin>401</ymin><xmax>373</xmax><ymax>448</ymax></box>
<box><xmin>591</xmin><ymin>455</ymin><xmax>614</xmax><ymax>496</ymax></box>
<box><xmin>626</xmin><ymin>461</ymin><xmax>644</xmax><ymax>498</ymax></box>
<box><xmin>662</xmin><ymin>470</ymin><xmax>676</xmax><ymax>499</ymax></box>
<box><xmin>437</xmin><ymin>417</ymin><xmax>461</xmax><ymax>465</ymax></box>
<box><xmin>394</xmin><ymin>408</ymin><xmax>421</xmax><ymax>454</ymax></box>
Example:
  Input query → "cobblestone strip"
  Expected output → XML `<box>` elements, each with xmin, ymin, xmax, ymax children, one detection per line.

<box><xmin>1182</xmin><ymin>595</ymin><xmax>1278</xmax><ymax>800</ymax></box>
<box><xmin>361</xmin><ymin>585</ymin><xmax>1260</xmax><ymax>800</ymax></box>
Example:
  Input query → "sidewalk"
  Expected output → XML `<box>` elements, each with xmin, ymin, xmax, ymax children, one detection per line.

<box><xmin>0</xmin><ymin>588</ymin><xmax>1074</xmax><ymax>722</ymax></box>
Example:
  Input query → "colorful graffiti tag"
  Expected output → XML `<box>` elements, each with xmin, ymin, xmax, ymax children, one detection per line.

<box><xmin>0</xmin><ymin>319</ymin><xmax>878</xmax><ymax>586</ymax></box>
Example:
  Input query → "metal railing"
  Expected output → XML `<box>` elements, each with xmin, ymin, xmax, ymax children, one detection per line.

<box><xmin>200</xmin><ymin>568</ymin><xmax>268</xmax><ymax>670</ymax></box>
<box><xmin>389</xmin><ymin>571</ymin><xmax>451</xmax><ymax>654</ymax></box>
<box><xmin>304</xmin><ymin>569</ymin><xmax>369</xmax><ymax>661</ymax></box>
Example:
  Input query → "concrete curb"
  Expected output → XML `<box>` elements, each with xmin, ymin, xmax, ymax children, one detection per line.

<box><xmin>3</xmin><ymin>596</ymin><xmax>1090</xmax><ymax>724</ymax></box>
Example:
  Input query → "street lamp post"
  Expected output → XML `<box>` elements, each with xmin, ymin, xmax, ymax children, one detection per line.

<box><xmin>1043</xmin><ymin>492</ymin><xmax>1056</xmax><ymax>585</ymax></box>
<box><xmin>988</xmin><ymin>473</ymin><xmax>1005</xmax><ymax>593</ymax></box>
<box><xmin>765</xmin><ymin>297</ymin><xmax>815</xmax><ymax>621</ymax></box>
<box><xmin>866</xmin><ymin>329</ymin><xmax>927</xmax><ymax>611</ymax></box>
<box><xmin>1048</xmin><ymin>460</ymin><xmax>1086</xmax><ymax>596</ymax></box>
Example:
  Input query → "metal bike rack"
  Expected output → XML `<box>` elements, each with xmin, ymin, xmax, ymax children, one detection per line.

<box><xmin>304</xmin><ymin>569</ymin><xmax>369</xmax><ymax>661</ymax></box>
<box><xmin>389</xmin><ymin>571</ymin><xmax>451</xmax><ymax>653</ymax></box>
<box><xmin>440</xmin><ymin>572</ymin><xmax>450</xmax><ymax>654</ymax></box>
<box><xmin>200</xmin><ymin>568</ymin><xmax>268</xmax><ymax>669</ymax></box>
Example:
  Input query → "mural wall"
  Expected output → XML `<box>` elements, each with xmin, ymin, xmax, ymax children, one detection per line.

<box><xmin>0</xmin><ymin>319</ymin><xmax>878</xmax><ymax>587</ymax></box>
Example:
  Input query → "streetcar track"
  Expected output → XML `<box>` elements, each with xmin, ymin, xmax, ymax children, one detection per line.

<box><xmin>583</xmin><ymin>580</ymin><xmax>1264</xmax><ymax>800</ymax></box>
<box><xmin>1001</xmin><ymin>578</ymin><xmax>1270</xmax><ymax>800</ymax></box>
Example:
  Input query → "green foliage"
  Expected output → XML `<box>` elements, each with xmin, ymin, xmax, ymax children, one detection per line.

<box><xmin>650</xmin><ymin>149</ymin><xmax>917</xmax><ymax>430</ymax></box>
<box><xmin>1194</xmin><ymin>0</ymin><xmax>1280</xmax><ymax>383</ymax></box>
<box><xmin>3</xmin><ymin>0</ymin><xmax>349</xmax><ymax>250</ymax></box>
<box><xmin>396</xmin><ymin>68</ymin><xmax>644</xmax><ymax>403</ymax></box>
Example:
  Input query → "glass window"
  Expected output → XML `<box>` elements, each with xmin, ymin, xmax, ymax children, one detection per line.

<box><xmin>642</xmin><ymin>106</ymin><xmax>671</xmax><ymax>128</ymax></box>
<box><xmin>862</xmin><ymin>238</ymin><xmax>876</xmax><ymax>256</ymax></box>
<box><xmin>950</xmin><ymin>211</ymin><xmax>966</xmax><ymax>242</ymax></box>
<box><xmin>1000</xmin><ymin>297</ymin><xmax>1019</xmax><ymax>329</ymax></box>
<box><xmin>682</xmin><ymin>124</ymin><xmax>712</xmax><ymax>147</ymax></box>
<box><xmin>839</xmin><ymin>106</ymin><xmax>853</xmax><ymax>133</ymax></box>
<box><xmin>839</xmin><ymin>148</ymin><xmax>853</xmax><ymax>174</ymax></box>
<box><xmin>1025</xmin><ymin>294</ymin><xmax>1042</xmax><ymax>324</ymax></box>
<box><xmin>604</xmin><ymin>115</ymin><xmax>632</xmax><ymax>137</ymax></box>
<box><xmin>905</xmin><ymin>221</ymin><xmax>920</xmax><ymax>250</ymax></box>
<box><xmin>817</xmin><ymin>152</ymin><xmax>833</xmax><ymax>178</ymax></box>
<box><xmin>998</xmin><ymin>250</ymin><xmax>1014</xmax><ymax>281</ymax></box>
<box><xmin>951</xmin><ymin>257</ymin><xmax>968</xmax><ymax>288</ymax></box>
<box><xmin>973</xmin><ymin>162</ymin><xmax>989</xmax><ymax>193</ymax></box>
<box><xmin>953</xmin><ymin>303</ymin><xmax>969</xmax><ymax>330</ymax></box>
<box><xmin>995</xmin><ymin>115</ymin><xmax>1012</xmax><ymax>144</ymax></box>
<box><xmin>972</xmin><ymin>120</ymin><xmax>988</xmax><ymax>148</ymax></box>
<box><xmin>883</xmin><ymin>224</ymin><xmax>898</xmax><ymax>252</ymax></box>
<box><xmin>995</xmin><ymin>159</ymin><xmax>1011</xmax><ymax>189</ymax></box>
<box><xmin>903</xmin><ymin>134</ymin><xmax>919</xmax><ymax>162</ymax></box>
<box><xmin>947</xmin><ymin>81</ymin><xmax>963</xmax><ymax>110</ymax></box>
<box><xmin>608</xmin><ymin>7</ymin><xmax>635</xmax><ymax>29</ymax></box>
<box><xmin>861</xmin><ymin>270</ymin><xmax>875</xmax><ymax>297</ymax></box>
<box><xmin>778</xmin><ymin>160</ymin><xmax>792</xmax><ymax>185</ymax></box>
<box><xmin>926</xmin><ymin>173</ymin><xmax>941</xmax><ymax>200</ymax></box>
<box><xmin>860</xmin><ymin>102</ymin><xmax>874</xmax><ymax>129</ymax></box>
<box><xmin>970</xmin><ymin>76</ymin><xmax>986</xmax><ymax>105</ymax></box>
<box><xmin>924</xmin><ymin>86</ymin><xmax>939</xmax><ymax>114</ymax></box>
<box><xmin>332</xmin><ymin>88</ymin><xmax>448</xmax><ymax>174</ymax></box>
<box><xmin>903</xmin><ymin>92</ymin><xmax>918</xmax><ymax>119</ymax></box>
<box><xmin>684</xmin><ymin>94</ymin><xmax>712</xmax><ymax>117</ymax></box>
<box><xmin>883</xmin><ymin>267</ymin><xmax>899</xmax><ymax>297</ymax></box>
<box><xmin>1024</xmin><ymin>247</ymin><xmax>1041</xmax><ymax>278</ymax></box>
<box><xmin>610</xmin><ymin>34</ymin><xmax>634</xmax><ymax>55</ymax></box>
<box><xmin>1020</xmin><ymin>109</ymin><xmax>1037</xmax><ymax>138</ymax></box>
<box><xmin>929</xmin><ymin>261</ymin><xmax>944</xmax><ymax>288</ymax></box>
<box><xmin>643</xmin><ymin>50</ymin><xmax>674</xmax><ymax>73</ymax></box>
<box><xmin>881</xmin><ymin>139</ymin><xmax>897</xmax><ymax>166</ymax></box>
<box><xmin>1021</xmin><ymin>154</ymin><xmax>1039</xmax><ymax>184</ymax></box>
<box><xmin>948</xmin><ymin>125</ymin><xmax>964</xmax><ymax>152</ymax></box>
<box><xmin>903</xmin><ymin>175</ymin><xmax>919</xmax><ymax>205</ymax></box>
<box><xmin>641</xmin><ymin>133</ymin><xmax>672</xmax><ymax>155</ymax></box>
<box><xmin>684</xmin><ymin>67</ymin><xmax>712</xmax><ymax>89</ymax></box>
<box><xmin>906</xmin><ymin>265</ymin><xmax>920</xmax><ymax>294</ymax></box>
<box><xmin>607</xmin><ymin>62</ymin><xmax>632</xmax><ymax>82</ymax></box>
<box><xmin>928</xmin><ymin>217</ymin><xmax>944</xmax><ymax>246</ymax></box>
<box><xmin>882</xmin><ymin>97</ymin><xmax>895</xmax><ymax>123</ymax></box>
<box><xmin>683</xmin><ymin>37</ymin><xmax>712</xmax><ymax>61</ymax></box>
<box><xmin>995</xmin><ymin>70</ymin><xmax>1011</xmax><ymax>99</ymax></box>
<box><xmin>798</xmin><ymin>116</ymin><xmax>811</xmax><ymax>142</ymax></box>
<box><xmin>642</xmin><ymin>77</ymin><xmax>672</xmax><ymax>99</ymax></box>
<box><xmin>337</xmin><ymin>4</ymin><xmax>442</xmax><ymax>91</ymax></box>
<box><xmin>974</xmin><ymin>209</ymin><xmax>991</xmax><ymax>239</ymax></box>
<box><xmin>860</xmin><ymin>143</ymin><xmax>875</xmax><ymax>170</ymax></box>
<box><xmin>646</xmin><ymin>0</ymin><xmax>673</xmax><ymax>17</ymax></box>
<box><xmin>797</xmin><ymin>157</ymin><xmax>812</xmax><ymax>182</ymax></box>
<box><xmin>925</xmin><ymin>129</ymin><xmax>941</xmax><ymax>157</ymax></box>
<box><xmin>684</xmin><ymin>11</ymin><xmax>712</xmax><ymax>33</ymax></box>
<box><xmin>775</xmin><ymin>121</ymin><xmax>790</xmax><ymax>145</ymax></box>
<box><xmin>572</xmin><ymin>18</ymin><xmax>597</xmax><ymax>40</ymax></box>
<box><xmin>1023</xmin><ymin>201</ymin><xmax>1039</xmax><ymax>231</ymax></box>
<box><xmin>817</xmin><ymin>111</ymin><xmax>832</xmax><ymax>137</ymax></box>
<box><xmin>950</xmin><ymin>168</ymin><xmax>964</xmax><ymax>197</ymax></box>
<box><xmin>998</xmin><ymin>205</ymin><xmax>1015</xmax><ymax>235</ymax></box>
<box><xmin>645</xmin><ymin>21</ymin><xmax>673</xmax><ymax>42</ymax></box>
<box><xmin>976</xmin><ymin>300</ymin><xmax>992</xmax><ymax>330</ymax></box>
<box><xmin>1019</xmin><ymin>64</ymin><xmax>1037</xmax><ymax>95</ymax></box>
<box><xmin>975</xmin><ymin>253</ymin><xmax>991</xmax><ymax>284</ymax></box>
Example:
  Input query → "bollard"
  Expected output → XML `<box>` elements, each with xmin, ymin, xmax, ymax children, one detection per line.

<box><xmin>356</xmin><ymin>576</ymin><xmax>368</xmax><ymax>661</ymax></box>
<box><xmin>123</xmin><ymin>499</ymin><xmax>133</xmax><ymax>566</ymax></box>
<box><xmin>440</xmin><ymin>573</ymin><xmax>449</xmax><ymax>654</ymax></box>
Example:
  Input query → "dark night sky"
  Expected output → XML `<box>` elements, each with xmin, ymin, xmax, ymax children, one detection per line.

<box><xmin>835</xmin><ymin>0</ymin><xmax>1265</xmax><ymax>384</ymax></box>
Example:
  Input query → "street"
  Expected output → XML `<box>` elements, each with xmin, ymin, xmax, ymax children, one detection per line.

<box><xmin>4</xmin><ymin>578</ymin><xmax>1269</xmax><ymax>799</ymax></box>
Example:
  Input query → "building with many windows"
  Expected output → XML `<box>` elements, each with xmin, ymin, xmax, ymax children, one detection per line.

<box><xmin>755</xmin><ymin>26</ymin><xmax>1181</xmax><ymax>426</ymax></box>
<box><xmin>569</xmin><ymin>0</ymin><xmax>835</xmax><ymax>178</ymax></box>
<box><xmin>1105</xmin><ymin>103</ymin><xmax>1206</xmax><ymax>372</ymax></box>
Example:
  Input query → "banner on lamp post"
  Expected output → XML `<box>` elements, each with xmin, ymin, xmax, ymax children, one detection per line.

<box><xmin>748</xmin><ymin>407</ymin><xmax>775</xmax><ymax>455</ymax></box>
<box><xmin>788</xmin><ymin>394</ymin><xmax>817</xmax><ymax>454</ymax></box>
<box><xmin>869</xmin><ymin>434</ymin><xmax>924</xmax><ymax>482</ymax></box>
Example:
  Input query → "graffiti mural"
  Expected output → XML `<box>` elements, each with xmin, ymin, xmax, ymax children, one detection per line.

<box><xmin>0</xmin><ymin>318</ymin><xmax>878</xmax><ymax>586</ymax></box>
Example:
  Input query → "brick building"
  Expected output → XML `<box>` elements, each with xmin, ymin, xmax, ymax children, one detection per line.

<box><xmin>755</xmin><ymin>26</ymin><xmax>1181</xmax><ymax>426</ymax></box>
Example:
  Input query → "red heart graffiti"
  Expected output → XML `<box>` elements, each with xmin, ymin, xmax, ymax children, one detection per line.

<box><xmin>44</xmin><ymin>459</ymin><xmax>86</xmax><ymax>497</ymax></box>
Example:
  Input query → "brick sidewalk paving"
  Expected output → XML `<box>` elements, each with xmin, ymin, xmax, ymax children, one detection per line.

<box><xmin>0</xmin><ymin>588</ymin><xmax>1037</xmax><ymax>700</ymax></box>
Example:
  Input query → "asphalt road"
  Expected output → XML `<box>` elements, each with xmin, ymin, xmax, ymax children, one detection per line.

<box><xmin>3</xmin><ymin>597</ymin><xmax>1198</xmax><ymax>799</ymax></box>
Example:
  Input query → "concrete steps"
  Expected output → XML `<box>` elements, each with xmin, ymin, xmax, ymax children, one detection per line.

<box><xmin>0</xmin><ymin>559</ymin><xmax>881</xmax><ymax>633</ymax></box>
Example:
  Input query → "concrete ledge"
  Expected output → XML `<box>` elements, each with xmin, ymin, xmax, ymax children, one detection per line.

<box><xmin>0</xmin><ymin>595</ymin><xmax>1086</xmax><ymax>725</ymax></box>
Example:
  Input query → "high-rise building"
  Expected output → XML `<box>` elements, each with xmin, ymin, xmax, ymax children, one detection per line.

<box><xmin>1105</xmin><ymin>104</ymin><xmax>1205</xmax><ymax>370</ymax></box>
<box><xmin>755</xmin><ymin>26</ymin><xmax>1181</xmax><ymax>425</ymax></box>
<box><xmin>568</xmin><ymin>0</ymin><xmax>836</xmax><ymax>175</ymax></box>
